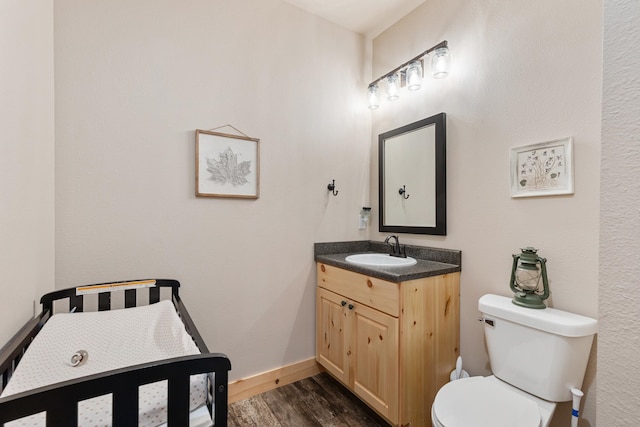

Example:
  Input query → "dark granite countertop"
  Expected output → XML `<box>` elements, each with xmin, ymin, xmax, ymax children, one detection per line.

<box><xmin>314</xmin><ymin>240</ymin><xmax>461</xmax><ymax>282</ymax></box>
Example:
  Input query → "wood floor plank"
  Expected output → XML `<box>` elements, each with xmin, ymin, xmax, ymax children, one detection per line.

<box><xmin>292</xmin><ymin>377</ymin><xmax>349</xmax><ymax>426</ymax></box>
<box><xmin>228</xmin><ymin>395</ymin><xmax>281</xmax><ymax>427</ymax></box>
<box><xmin>228</xmin><ymin>372</ymin><xmax>390</xmax><ymax>426</ymax></box>
<box><xmin>310</xmin><ymin>373</ymin><xmax>389</xmax><ymax>426</ymax></box>
<box><xmin>260</xmin><ymin>383</ymin><xmax>319</xmax><ymax>426</ymax></box>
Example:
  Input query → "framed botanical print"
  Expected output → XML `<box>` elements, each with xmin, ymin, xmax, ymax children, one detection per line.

<box><xmin>510</xmin><ymin>137</ymin><xmax>574</xmax><ymax>198</ymax></box>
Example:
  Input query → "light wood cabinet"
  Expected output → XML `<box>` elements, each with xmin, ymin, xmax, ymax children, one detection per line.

<box><xmin>316</xmin><ymin>263</ymin><xmax>460</xmax><ymax>427</ymax></box>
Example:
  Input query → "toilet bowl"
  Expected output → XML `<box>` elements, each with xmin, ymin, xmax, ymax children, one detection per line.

<box><xmin>431</xmin><ymin>376</ymin><xmax>556</xmax><ymax>427</ymax></box>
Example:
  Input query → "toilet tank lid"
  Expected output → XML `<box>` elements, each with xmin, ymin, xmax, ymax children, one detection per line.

<box><xmin>479</xmin><ymin>294</ymin><xmax>598</xmax><ymax>337</ymax></box>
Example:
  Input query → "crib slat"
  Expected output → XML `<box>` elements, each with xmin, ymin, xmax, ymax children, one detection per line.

<box><xmin>70</xmin><ymin>294</ymin><xmax>84</xmax><ymax>312</ymax></box>
<box><xmin>124</xmin><ymin>289</ymin><xmax>137</xmax><ymax>308</ymax></box>
<box><xmin>98</xmin><ymin>292</ymin><xmax>111</xmax><ymax>311</ymax></box>
<box><xmin>46</xmin><ymin>401</ymin><xmax>77</xmax><ymax>426</ymax></box>
<box><xmin>167</xmin><ymin>374</ymin><xmax>190</xmax><ymax>425</ymax></box>
<box><xmin>149</xmin><ymin>286</ymin><xmax>160</xmax><ymax>304</ymax></box>
<box><xmin>214</xmin><ymin>369</ymin><xmax>229</xmax><ymax>426</ymax></box>
<box><xmin>113</xmin><ymin>383</ymin><xmax>139</xmax><ymax>424</ymax></box>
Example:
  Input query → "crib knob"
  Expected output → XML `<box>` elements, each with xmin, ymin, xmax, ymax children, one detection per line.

<box><xmin>70</xmin><ymin>350</ymin><xmax>88</xmax><ymax>367</ymax></box>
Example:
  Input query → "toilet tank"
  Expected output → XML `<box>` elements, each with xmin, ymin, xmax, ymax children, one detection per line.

<box><xmin>479</xmin><ymin>294</ymin><xmax>597</xmax><ymax>402</ymax></box>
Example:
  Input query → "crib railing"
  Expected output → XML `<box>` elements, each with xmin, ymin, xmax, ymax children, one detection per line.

<box><xmin>40</xmin><ymin>279</ymin><xmax>180</xmax><ymax>313</ymax></box>
<box><xmin>0</xmin><ymin>353</ymin><xmax>231</xmax><ymax>426</ymax></box>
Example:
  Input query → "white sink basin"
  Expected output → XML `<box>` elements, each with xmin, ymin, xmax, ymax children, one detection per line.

<box><xmin>345</xmin><ymin>253</ymin><xmax>417</xmax><ymax>267</ymax></box>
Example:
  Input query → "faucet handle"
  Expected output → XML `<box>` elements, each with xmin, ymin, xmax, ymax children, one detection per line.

<box><xmin>384</xmin><ymin>234</ymin><xmax>399</xmax><ymax>244</ymax></box>
<box><xmin>384</xmin><ymin>235</ymin><xmax>405</xmax><ymax>257</ymax></box>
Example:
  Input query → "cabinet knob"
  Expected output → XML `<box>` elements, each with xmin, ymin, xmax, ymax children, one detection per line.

<box><xmin>341</xmin><ymin>300</ymin><xmax>347</xmax><ymax>306</ymax></box>
<box><xmin>348</xmin><ymin>304</ymin><xmax>354</xmax><ymax>310</ymax></box>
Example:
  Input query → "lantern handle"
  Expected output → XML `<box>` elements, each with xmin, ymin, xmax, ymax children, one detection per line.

<box><xmin>509</xmin><ymin>254</ymin><xmax>521</xmax><ymax>295</ymax></box>
<box><xmin>537</xmin><ymin>256</ymin><xmax>549</xmax><ymax>300</ymax></box>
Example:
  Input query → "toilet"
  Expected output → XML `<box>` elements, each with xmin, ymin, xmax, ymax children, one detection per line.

<box><xmin>431</xmin><ymin>294</ymin><xmax>597</xmax><ymax>427</ymax></box>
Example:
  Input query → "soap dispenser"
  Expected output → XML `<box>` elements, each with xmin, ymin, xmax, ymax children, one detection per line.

<box><xmin>359</xmin><ymin>207</ymin><xmax>371</xmax><ymax>230</ymax></box>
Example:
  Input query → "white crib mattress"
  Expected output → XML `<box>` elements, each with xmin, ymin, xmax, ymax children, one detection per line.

<box><xmin>1</xmin><ymin>300</ymin><xmax>211</xmax><ymax>427</ymax></box>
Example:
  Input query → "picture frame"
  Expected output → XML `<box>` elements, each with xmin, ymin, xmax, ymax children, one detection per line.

<box><xmin>196</xmin><ymin>130</ymin><xmax>260</xmax><ymax>199</ymax></box>
<box><xmin>510</xmin><ymin>137</ymin><xmax>574</xmax><ymax>198</ymax></box>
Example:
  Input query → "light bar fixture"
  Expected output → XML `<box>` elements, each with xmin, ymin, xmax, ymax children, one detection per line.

<box><xmin>367</xmin><ymin>40</ymin><xmax>450</xmax><ymax>110</ymax></box>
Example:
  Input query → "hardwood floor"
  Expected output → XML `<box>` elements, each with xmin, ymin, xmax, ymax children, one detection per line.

<box><xmin>228</xmin><ymin>372</ymin><xmax>390</xmax><ymax>426</ymax></box>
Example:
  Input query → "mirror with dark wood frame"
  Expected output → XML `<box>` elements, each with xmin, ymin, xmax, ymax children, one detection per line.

<box><xmin>378</xmin><ymin>113</ymin><xmax>446</xmax><ymax>235</ymax></box>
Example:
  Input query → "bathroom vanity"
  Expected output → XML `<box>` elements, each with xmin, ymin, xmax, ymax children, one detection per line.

<box><xmin>315</xmin><ymin>241</ymin><xmax>461</xmax><ymax>427</ymax></box>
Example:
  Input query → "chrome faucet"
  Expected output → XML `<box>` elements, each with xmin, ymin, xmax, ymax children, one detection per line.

<box><xmin>384</xmin><ymin>235</ymin><xmax>406</xmax><ymax>258</ymax></box>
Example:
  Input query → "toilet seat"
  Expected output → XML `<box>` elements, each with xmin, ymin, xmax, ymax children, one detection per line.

<box><xmin>432</xmin><ymin>377</ymin><xmax>541</xmax><ymax>427</ymax></box>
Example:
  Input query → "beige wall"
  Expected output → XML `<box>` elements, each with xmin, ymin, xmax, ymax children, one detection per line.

<box><xmin>0</xmin><ymin>1</ymin><xmax>55</xmax><ymax>345</ymax></box>
<box><xmin>53</xmin><ymin>0</ymin><xmax>370</xmax><ymax>381</ymax></box>
<box><xmin>370</xmin><ymin>1</ymin><xmax>601</xmax><ymax>426</ymax></box>
<box><xmin>599</xmin><ymin>0</ymin><xmax>640</xmax><ymax>425</ymax></box>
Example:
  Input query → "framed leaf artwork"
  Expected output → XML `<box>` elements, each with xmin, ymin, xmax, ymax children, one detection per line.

<box><xmin>196</xmin><ymin>130</ymin><xmax>260</xmax><ymax>199</ymax></box>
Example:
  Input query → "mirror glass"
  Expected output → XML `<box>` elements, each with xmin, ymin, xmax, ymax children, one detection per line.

<box><xmin>379</xmin><ymin>113</ymin><xmax>446</xmax><ymax>235</ymax></box>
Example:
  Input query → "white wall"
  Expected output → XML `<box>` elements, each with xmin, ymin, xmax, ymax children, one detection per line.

<box><xmin>53</xmin><ymin>0</ymin><xmax>370</xmax><ymax>381</ymax></box>
<box><xmin>0</xmin><ymin>1</ymin><xmax>55</xmax><ymax>345</ymax></box>
<box><xmin>370</xmin><ymin>1</ymin><xmax>601</xmax><ymax>425</ymax></box>
<box><xmin>599</xmin><ymin>0</ymin><xmax>640</xmax><ymax>425</ymax></box>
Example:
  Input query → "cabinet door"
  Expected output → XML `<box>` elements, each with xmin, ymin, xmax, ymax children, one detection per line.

<box><xmin>352</xmin><ymin>302</ymin><xmax>399</xmax><ymax>424</ymax></box>
<box><xmin>316</xmin><ymin>288</ymin><xmax>349</xmax><ymax>385</ymax></box>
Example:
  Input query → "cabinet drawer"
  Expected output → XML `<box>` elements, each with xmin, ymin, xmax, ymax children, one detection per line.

<box><xmin>317</xmin><ymin>263</ymin><xmax>399</xmax><ymax>317</ymax></box>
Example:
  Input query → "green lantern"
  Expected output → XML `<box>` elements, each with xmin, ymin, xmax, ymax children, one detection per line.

<box><xmin>509</xmin><ymin>247</ymin><xmax>549</xmax><ymax>309</ymax></box>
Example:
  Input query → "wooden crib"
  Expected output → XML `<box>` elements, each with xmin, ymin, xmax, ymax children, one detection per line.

<box><xmin>0</xmin><ymin>279</ymin><xmax>231</xmax><ymax>426</ymax></box>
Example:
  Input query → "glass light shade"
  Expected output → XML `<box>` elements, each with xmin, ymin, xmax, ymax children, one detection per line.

<box><xmin>431</xmin><ymin>47</ymin><xmax>450</xmax><ymax>79</ymax></box>
<box><xmin>515</xmin><ymin>264</ymin><xmax>541</xmax><ymax>291</ymax></box>
<box><xmin>386</xmin><ymin>73</ymin><xmax>400</xmax><ymax>101</ymax></box>
<box><xmin>406</xmin><ymin>61</ymin><xmax>422</xmax><ymax>91</ymax></box>
<box><xmin>367</xmin><ymin>84</ymin><xmax>379</xmax><ymax>110</ymax></box>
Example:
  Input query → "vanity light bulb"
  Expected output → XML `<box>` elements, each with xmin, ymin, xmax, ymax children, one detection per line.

<box><xmin>431</xmin><ymin>47</ymin><xmax>450</xmax><ymax>79</ymax></box>
<box><xmin>386</xmin><ymin>73</ymin><xmax>400</xmax><ymax>101</ymax></box>
<box><xmin>367</xmin><ymin>84</ymin><xmax>380</xmax><ymax>110</ymax></box>
<box><xmin>406</xmin><ymin>61</ymin><xmax>423</xmax><ymax>91</ymax></box>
